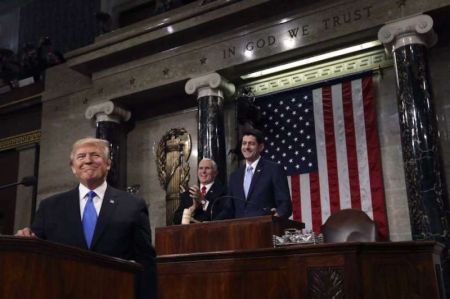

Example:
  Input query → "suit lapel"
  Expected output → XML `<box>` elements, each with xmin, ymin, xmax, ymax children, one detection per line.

<box><xmin>65</xmin><ymin>188</ymin><xmax>87</xmax><ymax>248</ymax></box>
<box><xmin>247</xmin><ymin>159</ymin><xmax>264</xmax><ymax>200</ymax></box>
<box><xmin>91</xmin><ymin>186</ymin><xmax>117</xmax><ymax>248</ymax></box>
<box><xmin>237</xmin><ymin>166</ymin><xmax>246</xmax><ymax>199</ymax></box>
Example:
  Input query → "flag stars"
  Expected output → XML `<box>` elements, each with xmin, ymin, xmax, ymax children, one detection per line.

<box><xmin>300</xmin><ymin>129</ymin><xmax>304</xmax><ymax>134</ymax></box>
<box><xmin>293</xmin><ymin>137</ymin><xmax>298</xmax><ymax>141</ymax></box>
<box><xmin>291</xmin><ymin>98</ymin><xmax>296</xmax><ymax>102</ymax></box>
<box><xmin>298</xmin><ymin>103</ymin><xmax>303</xmax><ymax>108</ymax></box>
<box><xmin>305</xmin><ymin>122</ymin><xmax>310</xmax><ymax>126</ymax></box>
<box><xmin>276</xmin><ymin>147</ymin><xmax>280</xmax><ymax>152</ymax></box>
<box><xmin>280</xmin><ymin>113</ymin><xmax>285</xmax><ymax>118</ymax></box>
<box><xmin>306</xmin><ymin>135</ymin><xmax>311</xmax><ymax>140</ymax></box>
<box><xmin>308</xmin><ymin>162</ymin><xmax>313</xmax><ymax>167</ymax></box>
<box><xmin>301</xmin><ymin>143</ymin><xmax>305</xmax><ymax>147</ymax></box>
<box><xmin>307</xmin><ymin>149</ymin><xmax>312</xmax><ymax>153</ymax></box>
<box><xmin>275</xmin><ymin>134</ymin><xmax>280</xmax><ymax>139</ymax></box>
<box><xmin>270</xmin><ymin>142</ymin><xmax>274</xmax><ymax>146</ymax></box>
<box><xmin>269</xmin><ymin>116</ymin><xmax>273</xmax><ymax>120</ymax></box>
<box><xmin>288</xmin><ymin>145</ymin><xmax>292</xmax><ymax>149</ymax></box>
<box><xmin>282</xmin><ymin>153</ymin><xmax>287</xmax><ymax>157</ymax></box>
<box><xmin>285</xmin><ymin>106</ymin><xmax>290</xmax><ymax>110</ymax></box>
<box><xmin>292</xmin><ymin>111</ymin><xmax>297</xmax><ymax>115</ymax></box>
<box><xmin>274</xmin><ymin>108</ymin><xmax>278</xmax><ymax>113</ymax></box>
<box><xmin>301</xmin><ymin>156</ymin><xmax>306</xmax><ymax>161</ymax></box>
<box><xmin>289</xmin><ymin>159</ymin><xmax>293</xmax><ymax>163</ymax></box>
<box><xmin>281</xmin><ymin>140</ymin><xmax>286</xmax><ymax>144</ymax></box>
<box><xmin>294</xmin><ymin>151</ymin><xmax>299</xmax><ymax>155</ymax></box>
<box><xmin>304</xmin><ymin>108</ymin><xmax>309</xmax><ymax>113</ymax></box>
<box><xmin>279</xmin><ymin>100</ymin><xmax>284</xmax><ymax>105</ymax></box>
<box><xmin>271</xmin><ymin>155</ymin><xmax>275</xmax><ymax>159</ymax></box>
<box><xmin>287</xmin><ymin>132</ymin><xmax>292</xmax><ymax>136</ymax></box>
<box><xmin>296</xmin><ymin>165</ymin><xmax>300</xmax><ymax>169</ymax></box>
<box><xmin>284</xmin><ymin>166</ymin><xmax>288</xmax><ymax>170</ymax></box>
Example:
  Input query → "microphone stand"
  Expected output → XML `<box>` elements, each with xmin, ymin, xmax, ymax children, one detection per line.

<box><xmin>210</xmin><ymin>195</ymin><xmax>274</xmax><ymax>221</ymax></box>
<box><xmin>0</xmin><ymin>176</ymin><xmax>37</xmax><ymax>191</ymax></box>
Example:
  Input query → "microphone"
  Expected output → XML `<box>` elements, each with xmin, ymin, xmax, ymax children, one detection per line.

<box><xmin>210</xmin><ymin>195</ymin><xmax>274</xmax><ymax>221</ymax></box>
<box><xmin>0</xmin><ymin>176</ymin><xmax>37</xmax><ymax>191</ymax></box>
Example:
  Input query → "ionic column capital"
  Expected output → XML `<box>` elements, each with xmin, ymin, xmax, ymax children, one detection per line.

<box><xmin>185</xmin><ymin>73</ymin><xmax>235</xmax><ymax>99</ymax></box>
<box><xmin>378</xmin><ymin>14</ymin><xmax>437</xmax><ymax>52</ymax></box>
<box><xmin>85</xmin><ymin>101</ymin><xmax>131</xmax><ymax>123</ymax></box>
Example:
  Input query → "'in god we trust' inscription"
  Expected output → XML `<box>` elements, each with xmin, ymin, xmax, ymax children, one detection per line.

<box><xmin>221</xmin><ymin>4</ymin><xmax>373</xmax><ymax>61</ymax></box>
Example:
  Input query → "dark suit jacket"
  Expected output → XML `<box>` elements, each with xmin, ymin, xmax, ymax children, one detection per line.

<box><xmin>31</xmin><ymin>186</ymin><xmax>157</xmax><ymax>299</ymax></box>
<box><xmin>228</xmin><ymin>158</ymin><xmax>292</xmax><ymax>219</ymax></box>
<box><xmin>173</xmin><ymin>181</ymin><xmax>227</xmax><ymax>224</ymax></box>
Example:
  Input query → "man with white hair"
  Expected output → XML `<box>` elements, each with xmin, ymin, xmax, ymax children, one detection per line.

<box><xmin>173</xmin><ymin>158</ymin><xmax>228</xmax><ymax>224</ymax></box>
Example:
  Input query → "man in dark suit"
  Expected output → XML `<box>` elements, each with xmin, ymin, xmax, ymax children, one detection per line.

<box><xmin>228</xmin><ymin>128</ymin><xmax>292</xmax><ymax>219</ymax></box>
<box><xmin>173</xmin><ymin>158</ymin><xmax>227</xmax><ymax>224</ymax></box>
<box><xmin>16</xmin><ymin>137</ymin><xmax>156</xmax><ymax>299</ymax></box>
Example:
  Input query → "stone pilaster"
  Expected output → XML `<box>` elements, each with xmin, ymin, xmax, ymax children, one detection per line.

<box><xmin>85</xmin><ymin>101</ymin><xmax>131</xmax><ymax>189</ymax></box>
<box><xmin>185</xmin><ymin>73</ymin><xmax>235</xmax><ymax>184</ymax></box>
<box><xmin>379</xmin><ymin>14</ymin><xmax>449</xmax><ymax>296</ymax></box>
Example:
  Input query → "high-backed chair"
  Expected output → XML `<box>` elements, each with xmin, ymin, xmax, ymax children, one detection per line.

<box><xmin>321</xmin><ymin>209</ymin><xmax>377</xmax><ymax>243</ymax></box>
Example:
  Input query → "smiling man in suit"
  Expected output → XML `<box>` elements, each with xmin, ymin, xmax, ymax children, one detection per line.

<box><xmin>16</xmin><ymin>137</ymin><xmax>156</xmax><ymax>299</ymax></box>
<box><xmin>173</xmin><ymin>158</ymin><xmax>228</xmax><ymax>224</ymax></box>
<box><xmin>228</xmin><ymin>128</ymin><xmax>292</xmax><ymax>219</ymax></box>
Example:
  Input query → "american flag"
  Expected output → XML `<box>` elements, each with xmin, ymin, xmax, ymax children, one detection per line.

<box><xmin>256</xmin><ymin>73</ymin><xmax>388</xmax><ymax>239</ymax></box>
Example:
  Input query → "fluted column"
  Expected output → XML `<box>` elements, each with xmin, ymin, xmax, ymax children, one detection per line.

<box><xmin>185</xmin><ymin>73</ymin><xmax>235</xmax><ymax>184</ymax></box>
<box><xmin>379</xmin><ymin>14</ymin><xmax>449</xmax><ymax>296</ymax></box>
<box><xmin>85</xmin><ymin>101</ymin><xmax>131</xmax><ymax>189</ymax></box>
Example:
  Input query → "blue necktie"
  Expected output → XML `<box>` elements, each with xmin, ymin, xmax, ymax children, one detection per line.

<box><xmin>243</xmin><ymin>166</ymin><xmax>253</xmax><ymax>198</ymax></box>
<box><xmin>82</xmin><ymin>191</ymin><xmax>97</xmax><ymax>248</ymax></box>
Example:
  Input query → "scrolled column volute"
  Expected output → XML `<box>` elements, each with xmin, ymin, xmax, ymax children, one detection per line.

<box><xmin>185</xmin><ymin>73</ymin><xmax>236</xmax><ymax>99</ymax></box>
<box><xmin>378</xmin><ymin>14</ymin><xmax>437</xmax><ymax>53</ymax></box>
<box><xmin>85</xmin><ymin>101</ymin><xmax>131</xmax><ymax>123</ymax></box>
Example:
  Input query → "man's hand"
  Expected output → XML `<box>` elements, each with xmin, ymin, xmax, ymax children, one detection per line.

<box><xmin>188</xmin><ymin>185</ymin><xmax>202</xmax><ymax>210</ymax></box>
<box><xmin>15</xmin><ymin>227</ymin><xmax>36</xmax><ymax>237</ymax></box>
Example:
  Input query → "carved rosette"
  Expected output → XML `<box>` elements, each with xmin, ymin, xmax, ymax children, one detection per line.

<box><xmin>156</xmin><ymin>128</ymin><xmax>191</xmax><ymax>225</ymax></box>
<box><xmin>308</xmin><ymin>266</ymin><xmax>344</xmax><ymax>299</ymax></box>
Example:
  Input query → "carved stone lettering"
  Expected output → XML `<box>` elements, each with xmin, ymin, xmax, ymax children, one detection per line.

<box><xmin>322</xmin><ymin>6</ymin><xmax>372</xmax><ymax>30</ymax></box>
<box><xmin>245</xmin><ymin>35</ymin><xmax>277</xmax><ymax>52</ymax></box>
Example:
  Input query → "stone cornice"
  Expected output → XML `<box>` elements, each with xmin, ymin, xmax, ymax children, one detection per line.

<box><xmin>70</xmin><ymin>0</ymin><xmax>450</xmax><ymax>103</ymax></box>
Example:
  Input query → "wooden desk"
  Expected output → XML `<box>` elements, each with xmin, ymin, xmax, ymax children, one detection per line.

<box><xmin>155</xmin><ymin>215</ymin><xmax>304</xmax><ymax>255</ymax></box>
<box><xmin>157</xmin><ymin>241</ymin><xmax>444</xmax><ymax>299</ymax></box>
<box><xmin>0</xmin><ymin>236</ymin><xmax>139</xmax><ymax>299</ymax></box>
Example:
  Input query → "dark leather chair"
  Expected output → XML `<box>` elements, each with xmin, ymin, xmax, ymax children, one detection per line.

<box><xmin>321</xmin><ymin>209</ymin><xmax>377</xmax><ymax>243</ymax></box>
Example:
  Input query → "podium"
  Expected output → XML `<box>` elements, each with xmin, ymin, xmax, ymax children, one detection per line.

<box><xmin>155</xmin><ymin>216</ymin><xmax>445</xmax><ymax>299</ymax></box>
<box><xmin>0</xmin><ymin>236</ymin><xmax>140</xmax><ymax>299</ymax></box>
<box><xmin>155</xmin><ymin>215</ymin><xmax>304</xmax><ymax>255</ymax></box>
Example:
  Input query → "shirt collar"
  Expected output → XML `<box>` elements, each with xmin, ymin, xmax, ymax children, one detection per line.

<box><xmin>79</xmin><ymin>180</ymin><xmax>107</xmax><ymax>199</ymax></box>
<box><xmin>200</xmin><ymin>181</ymin><xmax>214</xmax><ymax>193</ymax></box>
<box><xmin>246</xmin><ymin>157</ymin><xmax>261</xmax><ymax>171</ymax></box>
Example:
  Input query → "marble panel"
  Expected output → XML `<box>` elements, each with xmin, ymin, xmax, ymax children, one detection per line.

<box><xmin>14</xmin><ymin>145</ymin><xmax>36</xmax><ymax>232</ymax></box>
<box><xmin>127</xmin><ymin>109</ymin><xmax>198</xmax><ymax>234</ymax></box>
<box><xmin>37</xmin><ymin>90</ymin><xmax>96</xmax><ymax>202</ymax></box>
<box><xmin>384</xmin><ymin>188</ymin><xmax>412</xmax><ymax>241</ymax></box>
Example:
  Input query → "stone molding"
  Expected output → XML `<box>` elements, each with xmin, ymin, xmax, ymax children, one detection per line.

<box><xmin>85</xmin><ymin>101</ymin><xmax>131</xmax><ymax>123</ymax></box>
<box><xmin>378</xmin><ymin>14</ymin><xmax>437</xmax><ymax>52</ymax></box>
<box><xmin>185</xmin><ymin>72</ymin><xmax>236</xmax><ymax>99</ymax></box>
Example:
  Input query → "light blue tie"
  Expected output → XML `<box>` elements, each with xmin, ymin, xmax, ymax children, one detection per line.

<box><xmin>243</xmin><ymin>166</ymin><xmax>253</xmax><ymax>198</ymax></box>
<box><xmin>82</xmin><ymin>191</ymin><xmax>97</xmax><ymax>248</ymax></box>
